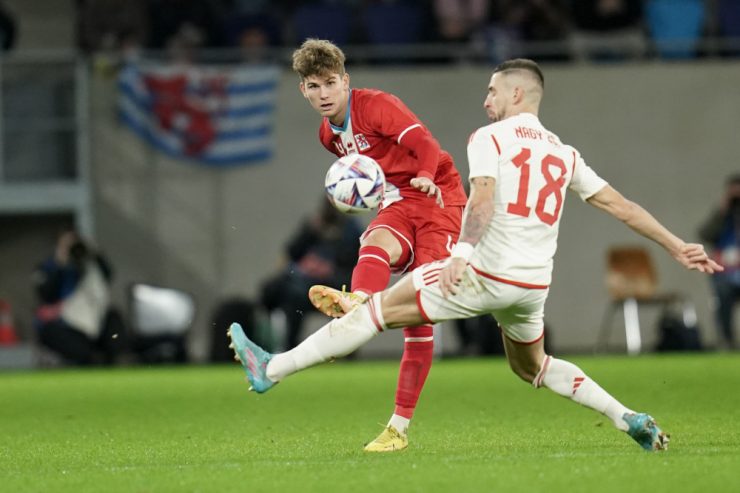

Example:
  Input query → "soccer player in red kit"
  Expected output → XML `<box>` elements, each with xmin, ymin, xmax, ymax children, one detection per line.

<box><xmin>291</xmin><ymin>39</ymin><xmax>468</xmax><ymax>452</ymax></box>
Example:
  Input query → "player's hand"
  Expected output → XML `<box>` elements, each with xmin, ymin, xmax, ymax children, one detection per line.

<box><xmin>439</xmin><ymin>257</ymin><xmax>467</xmax><ymax>298</ymax></box>
<box><xmin>410</xmin><ymin>177</ymin><xmax>444</xmax><ymax>208</ymax></box>
<box><xmin>673</xmin><ymin>243</ymin><xmax>724</xmax><ymax>274</ymax></box>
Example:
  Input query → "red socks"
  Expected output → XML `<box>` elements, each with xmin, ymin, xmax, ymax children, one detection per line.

<box><xmin>351</xmin><ymin>246</ymin><xmax>391</xmax><ymax>295</ymax></box>
<box><xmin>394</xmin><ymin>325</ymin><xmax>434</xmax><ymax>418</ymax></box>
<box><xmin>352</xmin><ymin>245</ymin><xmax>433</xmax><ymax>420</ymax></box>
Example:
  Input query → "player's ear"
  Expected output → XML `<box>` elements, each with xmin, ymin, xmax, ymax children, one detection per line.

<box><xmin>299</xmin><ymin>81</ymin><xmax>308</xmax><ymax>99</ymax></box>
<box><xmin>342</xmin><ymin>72</ymin><xmax>350</xmax><ymax>89</ymax></box>
<box><xmin>512</xmin><ymin>86</ymin><xmax>523</xmax><ymax>105</ymax></box>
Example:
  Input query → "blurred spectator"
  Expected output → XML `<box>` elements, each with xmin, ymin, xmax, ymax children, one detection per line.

<box><xmin>571</xmin><ymin>0</ymin><xmax>646</xmax><ymax>61</ymax></box>
<box><xmin>698</xmin><ymin>174</ymin><xmax>740</xmax><ymax>349</ymax></box>
<box><xmin>433</xmin><ymin>0</ymin><xmax>490</xmax><ymax>43</ymax></box>
<box><xmin>224</xmin><ymin>13</ymin><xmax>282</xmax><ymax>62</ymax></box>
<box><xmin>487</xmin><ymin>0</ymin><xmax>572</xmax><ymax>63</ymax></box>
<box><xmin>146</xmin><ymin>0</ymin><xmax>226</xmax><ymax>61</ymax></box>
<box><xmin>0</xmin><ymin>1</ymin><xmax>16</xmax><ymax>51</ymax></box>
<box><xmin>32</xmin><ymin>230</ymin><xmax>127</xmax><ymax>365</ymax></box>
<box><xmin>77</xmin><ymin>0</ymin><xmax>147</xmax><ymax>74</ymax></box>
<box><xmin>76</xmin><ymin>0</ymin><xmax>147</xmax><ymax>54</ymax></box>
<box><xmin>259</xmin><ymin>198</ymin><xmax>362</xmax><ymax>350</ymax></box>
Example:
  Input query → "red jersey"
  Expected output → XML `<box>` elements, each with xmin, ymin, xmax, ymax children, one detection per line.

<box><xmin>319</xmin><ymin>88</ymin><xmax>467</xmax><ymax>208</ymax></box>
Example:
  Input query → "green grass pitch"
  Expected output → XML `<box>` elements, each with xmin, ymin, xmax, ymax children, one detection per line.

<box><xmin>2</xmin><ymin>353</ymin><xmax>739</xmax><ymax>492</ymax></box>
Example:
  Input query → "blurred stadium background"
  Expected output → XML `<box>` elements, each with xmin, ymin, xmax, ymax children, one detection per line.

<box><xmin>0</xmin><ymin>0</ymin><xmax>738</xmax><ymax>367</ymax></box>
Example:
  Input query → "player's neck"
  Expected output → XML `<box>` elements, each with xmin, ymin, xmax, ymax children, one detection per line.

<box><xmin>329</xmin><ymin>91</ymin><xmax>351</xmax><ymax>127</ymax></box>
<box><xmin>505</xmin><ymin>107</ymin><xmax>539</xmax><ymax>120</ymax></box>
<box><xmin>329</xmin><ymin>114</ymin><xmax>346</xmax><ymax>127</ymax></box>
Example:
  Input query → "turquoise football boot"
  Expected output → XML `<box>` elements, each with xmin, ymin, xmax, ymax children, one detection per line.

<box><xmin>623</xmin><ymin>413</ymin><xmax>670</xmax><ymax>451</ymax></box>
<box><xmin>227</xmin><ymin>322</ymin><xmax>276</xmax><ymax>394</ymax></box>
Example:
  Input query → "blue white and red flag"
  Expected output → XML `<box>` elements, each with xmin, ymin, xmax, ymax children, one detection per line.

<box><xmin>118</xmin><ymin>61</ymin><xmax>278</xmax><ymax>166</ymax></box>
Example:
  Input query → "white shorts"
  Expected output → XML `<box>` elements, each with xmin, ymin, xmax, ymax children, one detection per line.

<box><xmin>412</xmin><ymin>260</ymin><xmax>549</xmax><ymax>344</ymax></box>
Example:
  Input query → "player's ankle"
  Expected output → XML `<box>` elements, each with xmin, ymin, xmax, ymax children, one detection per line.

<box><xmin>388</xmin><ymin>414</ymin><xmax>411</xmax><ymax>435</ymax></box>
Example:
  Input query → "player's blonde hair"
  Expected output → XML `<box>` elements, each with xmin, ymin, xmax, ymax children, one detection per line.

<box><xmin>292</xmin><ymin>39</ymin><xmax>346</xmax><ymax>80</ymax></box>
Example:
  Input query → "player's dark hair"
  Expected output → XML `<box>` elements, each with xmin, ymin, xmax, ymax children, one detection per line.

<box><xmin>493</xmin><ymin>59</ymin><xmax>544</xmax><ymax>89</ymax></box>
<box><xmin>292</xmin><ymin>39</ymin><xmax>346</xmax><ymax>80</ymax></box>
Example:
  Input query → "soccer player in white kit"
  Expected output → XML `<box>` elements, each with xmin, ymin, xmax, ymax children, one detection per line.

<box><xmin>229</xmin><ymin>59</ymin><xmax>722</xmax><ymax>451</ymax></box>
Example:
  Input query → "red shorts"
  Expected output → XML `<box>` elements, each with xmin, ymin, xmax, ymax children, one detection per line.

<box><xmin>361</xmin><ymin>200</ymin><xmax>463</xmax><ymax>273</ymax></box>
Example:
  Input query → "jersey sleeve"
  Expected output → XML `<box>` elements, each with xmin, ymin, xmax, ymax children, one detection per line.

<box><xmin>467</xmin><ymin>127</ymin><xmax>500</xmax><ymax>181</ymax></box>
<box><xmin>367</xmin><ymin>91</ymin><xmax>441</xmax><ymax>179</ymax></box>
<box><xmin>366</xmin><ymin>91</ymin><xmax>423</xmax><ymax>141</ymax></box>
<box><xmin>568</xmin><ymin>148</ymin><xmax>608</xmax><ymax>201</ymax></box>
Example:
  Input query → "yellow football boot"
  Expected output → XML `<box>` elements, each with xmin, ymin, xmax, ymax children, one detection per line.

<box><xmin>363</xmin><ymin>426</ymin><xmax>408</xmax><ymax>453</ymax></box>
<box><xmin>308</xmin><ymin>285</ymin><xmax>366</xmax><ymax>318</ymax></box>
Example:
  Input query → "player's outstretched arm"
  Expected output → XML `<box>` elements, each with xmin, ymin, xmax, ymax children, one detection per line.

<box><xmin>439</xmin><ymin>176</ymin><xmax>496</xmax><ymax>296</ymax></box>
<box><xmin>399</xmin><ymin>125</ymin><xmax>445</xmax><ymax>207</ymax></box>
<box><xmin>586</xmin><ymin>185</ymin><xmax>723</xmax><ymax>274</ymax></box>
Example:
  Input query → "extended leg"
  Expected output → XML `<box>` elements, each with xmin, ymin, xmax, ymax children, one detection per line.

<box><xmin>504</xmin><ymin>334</ymin><xmax>669</xmax><ymax>451</ymax></box>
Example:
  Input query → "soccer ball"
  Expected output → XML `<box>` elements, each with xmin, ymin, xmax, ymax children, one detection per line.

<box><xmin>324</xmin><ymin>154</ymin><xmax>386</xmax><ymax>214</ymax></box>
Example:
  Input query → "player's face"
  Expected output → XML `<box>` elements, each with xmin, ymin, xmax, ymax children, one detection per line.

<box><xmin>483</xmin><ymin>73</ymin><xmax>511</xmax><ymax>123</ymax></box>
<box><xmin>300</xmin><ymin>72</ymin><xmax>350</xmax><ymax>125</ymax></box>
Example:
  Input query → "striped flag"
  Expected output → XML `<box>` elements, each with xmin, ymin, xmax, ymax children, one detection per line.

<box><xmin>117</xmin><ymin>61</ymin><xmax>279</xmax><ymax>166</ymax></box>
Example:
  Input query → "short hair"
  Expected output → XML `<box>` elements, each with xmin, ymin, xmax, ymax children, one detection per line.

<box><xmin>493</xmin><ymin>59</ymin><xmax>544</xmax><ymax>89</ymax></box>
<box><xmin>292</xmin><ymin>39</ymin><xmax>346</xmax><ymax>80</ymax></box>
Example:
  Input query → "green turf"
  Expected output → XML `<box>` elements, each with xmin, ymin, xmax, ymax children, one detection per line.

<box><xmin>1</xmin><ymin>353</ymin><xmax>739</xmax><ymax>492</ymax></box>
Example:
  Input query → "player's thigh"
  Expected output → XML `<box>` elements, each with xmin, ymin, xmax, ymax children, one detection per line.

<box><xmin>379</xmin><ymin>273</ymin><xmax>428</xmax><ymax>329</ymax></box>
<box><xmin>360</xmin><ymin>226</ymin><xmax>403</xmax><ymax>261</ymax></box>
<box><xmin>362</xmin><ymin>205</ymin><xmax>415</xmax><ymax>270</ymax></box>
<box><xmin>491</xmin><ymin>287</ymin><xmax>548</xmax><ymax>345</ymax></box>
<box><xmin>412</xmin><ymin>261</ymin><xmax>495</xmax><ymax>324</ymax></box>
<box><xmin>412</xmin><ymin>205</ymin><xmax>464</xmax><ymax>267</ymax></box>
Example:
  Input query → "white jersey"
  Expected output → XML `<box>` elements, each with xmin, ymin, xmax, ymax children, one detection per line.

<box><xmin>466</xmin><ymin>113</ymin><xmax>607</xmax><ymax>287</ymax></box>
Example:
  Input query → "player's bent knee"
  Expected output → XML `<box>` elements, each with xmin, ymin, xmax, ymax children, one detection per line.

<box><xmin>507</xmin><ymin>359</ymin><xmax>538</xmax><ymax>383</ymax></box>
<box><xmin>360</xmin><ymin>228</ymin><xmax>404</xmax><ymax>263</ymax></box>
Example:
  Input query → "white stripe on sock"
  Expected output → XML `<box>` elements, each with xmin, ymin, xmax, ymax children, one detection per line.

<box><xmin>404</xmin><ymin>337</ymin><xmax>433</xmax><ymax>342</ymax></box>
<box><xmin>358</xmin><ymin>253</ymin><xmax>390</xmax><ymax>266</ymax></box>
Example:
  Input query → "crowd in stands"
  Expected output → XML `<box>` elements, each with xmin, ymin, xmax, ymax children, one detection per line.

<box><xmin>76</xmin><ymin>0</ymin><xmax>740</xmax><ymax>63</ymax></box>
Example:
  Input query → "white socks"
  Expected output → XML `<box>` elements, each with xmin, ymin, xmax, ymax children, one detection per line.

<box><xmin>536</xmin><ymin>356</ymin><xmax>633</xmax><ymax>432</ymax></box>
<box><xmin>388</xmin><ymin>414</ymin><xmax>410</xmax><ymax>435</ymax></box>
<box><xmin>266</xmin><ymin>305</ymin><xmax>379</xmax><ymax>382</ymax></box>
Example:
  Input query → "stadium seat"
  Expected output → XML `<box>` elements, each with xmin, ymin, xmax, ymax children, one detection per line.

<box><xmin>595</xmin><ymin>246</ymin><xmax>696</xmax><ymax>354</ymax></box>
<box><xmin>362</xmin><ymin>3</ymin><xmax>423</xmax><ymax>45</ymax></box>
<box><xmin>128</xmin><ymin>283</ymin><xmax>194</xmax><ymax>363</ymax></box>
<box><xmin>291</xmin><ymin>4</ymin><xmax>354</xmax><ymax>45</ymax></box>
<box><xmin>644</xmin><ymin>0</ymin><xmax>706</xmax><ymax>58</ymax></box>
